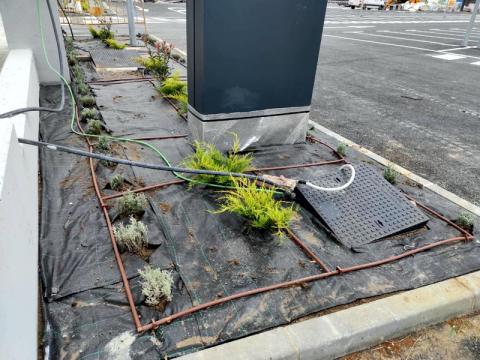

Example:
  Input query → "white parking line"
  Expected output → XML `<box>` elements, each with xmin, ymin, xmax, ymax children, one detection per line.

<box><xmin>325</xmin><ymin>20</ymin><xmax>470</xmax><ymax>24</ymax></box>
<box><xmin>347</xmin><ymin>31</ymin><xmax>459</xmax><ymax>46</ymax></box>
<box><xmin>398</xmin><ymin>30</ymin><xmax>475</xmax><ymax>41</ymax></box>
<box><xmin>324</xmin><ymin>34</ymin><xmax>480</xmax><ymax>60</ymax></box>
<box><xmin>168</xmin><ymin>7</ymin><xmax>186</xmax><ymax>15</ymax></box>
<box><xmin>324</xmin><ymin>25</ymin><xmax>376</xmax><ymax>29</ymax></box>
<box><xmin>431</xmin><ymin>53</ymin><xmax>467</xmax><ymax>60</ymax></box>
<box><xmin>471</xmin><ymin>61</ymin><xmax>480</xmax><ymax>65</ymax></box>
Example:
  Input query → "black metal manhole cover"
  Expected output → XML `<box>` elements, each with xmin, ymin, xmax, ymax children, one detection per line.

<box><xmin>295</xmin><ymin>164</ymin><xmax>429</xmax><ymax>248</ymax></box>
<box><xmin>90</xmin><ymin>48</ymin><xmax>145</xmax><ymax>69</ymax></box>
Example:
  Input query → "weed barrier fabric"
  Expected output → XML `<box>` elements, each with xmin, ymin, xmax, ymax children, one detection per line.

<box><xmin>39</xmin><ymin>84</ymin><xmax>480</xmax><ymax>359</ymax></box>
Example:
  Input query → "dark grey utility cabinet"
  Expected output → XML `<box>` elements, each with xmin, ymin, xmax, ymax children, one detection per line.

<box><xmin>187</xmin><ymin>0</ymin><xmax>328</xmax><ymax>150</ymax></box>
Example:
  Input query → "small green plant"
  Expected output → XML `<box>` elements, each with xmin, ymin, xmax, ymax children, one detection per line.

<box><xmin>76</xmin><ymin>82</ymin><xmax>89</xmax><ymax>95</ymax></box>
<box><xmin>105</xmin><ymin>38</ymin><xmax>126</xmax><ymax>49</ymax></box>
<box><xmin>113</xmin><ymin>216</ymin><xmax>148</xmax><ymax>253</ymax></box>
<box><xmin>81</xmin><ymin>0</ymin><xmax>89</xmax><ymax>12</ymax></box>
<box><xmin>81</xmin><ymin>107</ymin><xmax>99</xmax><ymax>120</ymax></box>
<box><xmin>383</xmin><ymin>166</ymin><xmax>398</xmax><ymax>185</ymax></box>
<box><xmin>182</xmin><ymin>135</ymin><xmax>252</xmax><ymax>187</ymax></box>
<box><xmin>80</xmin><ymin>95</ymin><xmax>96</xmax><ymax>107</ymax></box>
<box><xmin>117</xmin><ymin>191</ymin><xmax>148</xmax><ymax>217</ymax></box>
<box><xmin>159</xmin><ymin>72</ymin><xmax>187</xmax><ymax>97</ymax></box>
<box><xmin>68</xmin><ymin>54</ymin><xmax>78</xmax><ymax>66</ymax></box>
<box><xmin>96</xmin><ymin>135</ymin><xmax>110</xmax><ymax>151</ymax></box>
<box><xmin>158</xmin><ymin>73</ymin><xmax>188</xmax><ymax>115</ymax></box>
<box><xmin>214</xmin><ymin>178</ymin><xmax>296</xmax><ymax>236</ymax></box>
<box><xmin>72</xmin><ymin>64</ymin><xmax>84</xmax><ymax>81</ymax></box>
<box><xmin>457</xmin><ymin>212</ymin><xmax>474</xmax><ymax>230</ymax></box>
<box><xmin>337</xmin><ymin>143</ymin><xmax>347</xmax><ymax>157</ymax></box>
<box><xmin>110</xmin><ymin>174</ymin><xmax>125</xmax><ymax>191</ymax></box>
<box><xmin>139</xmin><ymin>266</ymin><xmax>174</xmax><ymax>306</ymax></box>
<box><xmin>89</xmin><ymin>25</ymin><xmax>114</xmax><ymax>41</ymax></box>
<box><xmin>86</xmin><ymin>119</ymin><xmax>102</xmax><ymax>135</ymax></box>
<box><xmin>88</xmin><ymin>26</ymin><xmax>100</xmax><ymax>38</ymax></box>
<box><xmin>137</xmin><ymin>40</ymin><xmax>173</xmax><ymax>80</ymax></box>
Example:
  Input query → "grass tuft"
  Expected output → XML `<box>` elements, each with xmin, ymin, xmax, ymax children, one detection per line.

<box><xmin>86</xmin><ymin>119</ymin><xmax>102</xmax><ymax>135</ymax></box>
<box><xmin>383</xmin><ymin>166</ymin><xmax>399</xmax><ymax>185</ymax></box>
<box><xmin>76</xmin><ymin>82</ymin><xmax>89</xmax><ymax>96</ymax></box>
<box><xmin>104</xmin><ymin>38</ymin><xmax>126</xmax><ymax>49</ymax></box>
<box><xmin>117</xmin><ymin>191</ymin><xmax>148</xmax><ymax>217</ymax></box>
<box><xmin>182</xmin><ymin>135</ymin><xmax>252</xmax><ymax>187</ymax></box>
<box><xmin>80</xmin><ymin>95</ymin><xmax>96</xmax><ymax>107</ymax></box>
<box><xmin>110</xmin><ymin>174</ymin><xmax>125</xmax><ymax>191</ymax></box>
<box><xmin>89</xmin><ymin>25</ymin><xmax>114</xmax><ymax>41</ymax></box>
<box><xmin>113</xmin><ymin>216</ymin><xmax>148</xmax><ymax>253</ymax></box>
<box><xmin>337</xmin><ymin>143</ymin><xmax>347</xmax><ymax>157</ymax></box>
<box><xmin>158</xmin><ymin>72</ymin><xmax>188</xmax><ymax>115</ymax></box>
<box><xmin>139</xmin><ymin>266</ymin><xmax>174</xmax><ymax>305</ymax></box>
<box><xmin>96</xmin><ymin>135</ymin><xmax>110</xmax><ymax>151</ymax></box>
<box><xmin>457</xmin><ymin>212</ymin><xmax>475</xmax><ymax>229</ymax></box>
<box><xmin>81</xmin><ymin>107</ymin><xmax>99</xmax><ymax>120</ymax></box>
<box><xmin>213</xmin><ymin>178</ymin><xmax>296</xmax><ymax>236</ymax></box>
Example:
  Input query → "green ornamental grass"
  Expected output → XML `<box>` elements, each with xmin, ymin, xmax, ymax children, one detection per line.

<box><xmin>182</xmin><ymin>136</ymin><xmax>252</xmax><ymax>187</ymax></box>
<box><xmin>214</xmin><ymin>178</ymin><xmax>296</xmax><ymax>236</ymax></box>
<box><xmin>86</xmin><ymin>119</ymin><xmax>102</xmax><ymax>135</ymax></box>
<box><xmin>105</xmin><ymin>38</ymin><xmax>126</xmax><ymax>49</ymax></box>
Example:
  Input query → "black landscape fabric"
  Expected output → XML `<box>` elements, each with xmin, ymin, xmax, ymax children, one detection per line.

<box><xmin>39</xmin><ymin>82</ymin><xmax>480</xmax><ymax>359</ymax></box>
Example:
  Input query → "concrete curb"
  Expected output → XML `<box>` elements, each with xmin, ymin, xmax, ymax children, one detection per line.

<box><xmin>308</xmin><ymin>121</ymin><xmax>480</xmax><ymax>216</ymax></box>
<box><xmin>179</xmin><ymin>271</ymin><xmax>480</xmax><ymax>360</ymax></box>
<box><xmin>178</xmin><ymin>123</ymin><xmax>480</xmax><ymax>360</ymax></box>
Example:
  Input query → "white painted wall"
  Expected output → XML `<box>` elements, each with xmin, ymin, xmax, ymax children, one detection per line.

<box><xmin>0</xmin><ymin>0</ymin><xmax>68</xmax><ymax>83</ymax></box>
<box><xmin>0</xmin><ymin>49</ymin><xmax>39</xmax><ymax>360</ymax></box>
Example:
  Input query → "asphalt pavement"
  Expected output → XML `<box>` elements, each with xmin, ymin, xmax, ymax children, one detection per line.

<box><xmin>64</xmin><ymin>2</ymin><xmax>480</xmax><ymax>205</ymax></box>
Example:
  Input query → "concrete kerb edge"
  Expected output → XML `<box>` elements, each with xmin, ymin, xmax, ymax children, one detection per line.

<box><xmin>177</xmin><ymin>122</ymin><xmax>480</xmax><ymax>360</ymax></box>
<box><xmin>309</xmin><ymin>121</ymin><xmax>480</xmax><ymax>217</ymax></box>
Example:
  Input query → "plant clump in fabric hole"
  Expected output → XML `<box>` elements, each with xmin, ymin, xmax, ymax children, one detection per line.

<box><xmin>139</xmin><ymin>266</ymin><xmax>173</xmax><ymax>306</ymax></box>
<box><xmin>104</xmin><ymin>38</ymin><xmax>126</xmax><ymax>50</ymax></box>
<box><xmin>81</xmin><ymin>108</ymin><xmax>99</xmax><ymax>121</ymax></box>
<box><xmin>88</xmin><ymin>25</ymin><xmax>114</xmax><ymax>41</ymax></box>
<box><xmin>337</xmin><ymin>143</ymin><xmax>347</xmax><ymax>157</ymax></box>
<box><xmin>86</xmin><ymin>119</ymin><xmax>102</xmax><ymax>135</ymax></box>
<box><xmin>158</xmin><ymin>72</ymin><xmax>188</xmax><ymax>115</ymax></box>
<box><xmin>137</xmin><ymin>39</ymin><xmax>173</xmax><ymax>80</ymax></box>
<box><xmin>76</xmin><ymin>82</ymin><xmax>90</xmax><ymax>96</ymax></box>
<box><xmin>117</xmin><ymin>191</ymin><xmax>148</xmax><ymax>217</ymax></box>
<box><xmin>80</xmin><ymin>95</ymin><xmax>96</xmax><ymax>107</ymax></box>
<box><xmin>96</xmin><ymin>135</ymin><xmax>110</xmax><ymax>151</ymax></box>
<box><xmin>456</xmin><ymin>212</ymin><xmax>475</xmax><ymax>231</ymax></box>
<box><xmin>182</xmin><ymin>135</ymin><xmax>252</xmax><ymax>187</ymax></box>
<box><xmin>213</xmin><ymin>178</ymin><xmax>296</xmax><ymax>237</ymax></box>
<box><xmin>113</xmin><ymin>216</ymin><xmax>148</xmax><ymax>253</ymax></box>
<box><xmin>110</xmin><ymin>174</ymin><xmax>125</xmax><ymax>191</ymax></box>
<box><xmin>383</xmin><ymin>166</ymin><xmax>398</xmax><ymax>185</ymax></box>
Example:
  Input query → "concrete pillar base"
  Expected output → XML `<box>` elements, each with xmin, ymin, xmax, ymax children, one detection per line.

<box><xmin>188</xmin><ymin>107</ymin><xmax>309</xmax><ymax>152</ymax></box>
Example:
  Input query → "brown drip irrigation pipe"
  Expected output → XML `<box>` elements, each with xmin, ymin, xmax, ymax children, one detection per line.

<box><xmin>102</xmin><ymin>179</ymin><xmax>186</xmax><ymax>201</ymax></box>
<box><xmin>137</xmin><ymin>234</ymin><xmax>471</xmax><ymax>332</ymax></box>
<box><xmin>285</xmin><ymin>228</ymin><xmax>331</xmax><ymax>272</ymax></box>
<box><xmin>75</xmin><ymin>108</ymin><xmax>143</xmax><ymax>330</ymax></box>
<box><xmin>404</xmin><ymin>194</ymin><xmax>472</xmax><ymax>240</ymax></box>
<box><xmin>307</xmin><ymin>134</ymin><xmax>345</xmax><ymax>160</ymax></box>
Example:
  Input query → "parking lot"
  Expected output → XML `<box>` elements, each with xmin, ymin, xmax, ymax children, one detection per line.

<box><xmin>66</xmin><ymin>3</ymin><xmax>480</xmax><ymax>205</ymax></box>
<box><xmin>314</xmin><ymin>6</ymin><xmax>480</xmax><ymax>206</ymax></box>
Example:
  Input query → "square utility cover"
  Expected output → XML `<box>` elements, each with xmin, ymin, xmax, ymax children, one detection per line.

<box><xmin>295</xmin><ymin>164</ymin><xmax>429</xmax><ymax>248</ymax></box>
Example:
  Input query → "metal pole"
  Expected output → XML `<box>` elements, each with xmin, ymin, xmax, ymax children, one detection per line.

<box><xmin>463</xmin><ymin>0</ymin><xmax>479</xmax><ymax>46</ymax></box>
<box><xmin>126</xmin><ymin>0</ymin><xmax>137</xmax><ymax>46</ymax></box>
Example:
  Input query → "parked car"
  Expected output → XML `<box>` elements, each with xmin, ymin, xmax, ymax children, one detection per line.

<box><xmin>348</xmin><ymin>0</ymin><xmax>386</xmax><ymax>9</ymax></box>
